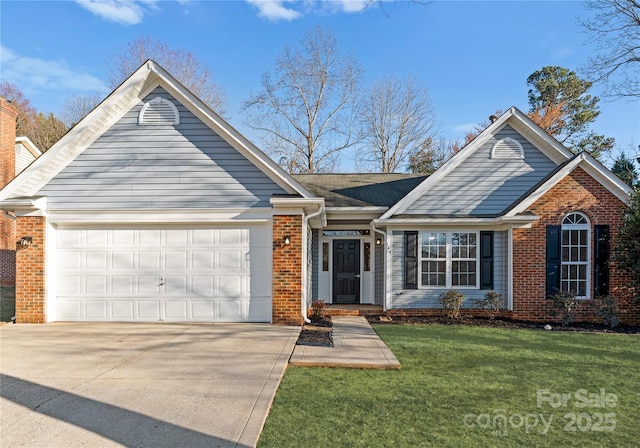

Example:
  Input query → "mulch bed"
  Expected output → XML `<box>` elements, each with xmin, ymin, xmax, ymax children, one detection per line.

<box><xmin>367</xmin><ymin>315</ymin><xmax>640</xmax><ymax>334</ymax></box>
<box><xmin>296</xmin><ymin>316</ymin><xmax>333</xmax><ymax>347</ymax></box>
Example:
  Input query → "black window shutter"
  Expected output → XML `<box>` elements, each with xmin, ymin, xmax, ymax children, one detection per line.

<box><xmin>594</xmin><ymin>225</ymin><xmax>610</xmax><ymax>297</ymax></box>
<box><xmin>546</xmin><ymin>225</ymin><xmax>561</xmax><ymax>296</ymax></box>
<box><xmin>480</xmin><ymin>231</ymin><xmax>494</xmax><ymax>289</ymax></box>
<box><xmin>404</xmin><ymin>231</ymin><xmax>418</xmax><ymax>289</ymax></box>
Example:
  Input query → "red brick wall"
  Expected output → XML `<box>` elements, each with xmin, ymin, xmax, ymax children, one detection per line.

<box><xmin>15</xmin><ymin>216</ymin><xmax>46</xmax><ymax>323</ymax></box>
<box><xmin>272</xmin><ymin>215</ymin><xmax>303</xmax><ymax>325</ymax></box>
<box><xmin>1</xmin><ymin>98</ymin><xmax>17</xmax><ymax>287</ymax></box>
<box><xmin>512</xmin><ymin>167</ymin><xmax>638</xmax><ymax>324</ymax></box>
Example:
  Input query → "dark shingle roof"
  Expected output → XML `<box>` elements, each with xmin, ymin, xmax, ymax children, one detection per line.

<box><xmin>293</xmin><ymin>173</ymin><xmax>428</xmax><ymax>208</ymax></box>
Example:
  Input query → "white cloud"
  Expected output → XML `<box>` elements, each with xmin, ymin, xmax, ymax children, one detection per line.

<box><xmin>75</xmin><ymin>0</ymin><xmax>158</xmax><ymax>25</ymax></box>
<box><xmin>330</xmin><ymin>0</ymin><xmax>369</xmax><ymax>13</ymax></box>
<box><xmin>246</xmin><ymin>0</ymin><xmax>372</xmax><ymax>21</ymax></box>
<box><xmin>246</xmin><ymin>0</ymin><xmax>302</xmax><ymax>22</ymax></box>
<box><xmin>0</xmin><ymin>46</ymin><xmax>108</xmax><ymax>95</ymax></box>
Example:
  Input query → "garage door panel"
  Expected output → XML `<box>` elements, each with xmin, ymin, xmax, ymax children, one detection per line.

<box><xmin>86</xmin><ymin>276</ymin><xmax>108</xmax><ymax>294</ymax></box>
<box><xmin>139</xmin><ymin>251</ymin><xmax>161</xmax><ymax>269</ymax></box>
<box><xmin>165</xmin><ymin>251</ymin><xmax>187</xmax><ymax>269</ymax></box>
<box><xmin>112</xmin><ymin>301</ymin><xmax>134</xmax><ymax>319</ymax></box>
<box><xmin>56</xmin><ymin>225</ymin><xmax>271</xmax><ymax>322</ymax></box>
<box><xmin>59</xmin><ymin>276</ymin><xmax>82</xmax><ymax>295</ymax></box>
<box><xmin>86</xmin><ymin>301</ymin><xmax>108</xmax><ymax>319</ymax></box>
<box><xmin>192</xmin><ymin>251</ymin><xmax>214</xmax><ymax>269</ymax></box>
<box><xmin>112</xmin><ymin>251</ymin><xmax>134</xmax><ymax>270</ymax></box>
<box><xmin>137</xmin><ymin>301</ymin><xmax>160</xmax><ymax>320</ymax></box>
<box><xmin>165</xmin><ymin>301</ymin><xmax>188</xmax><ymax>320</ymax></box>
<box><xmin>111</xmin><ymin>276</ymin><xmax>134</xmax><ymax>294</ymax></box>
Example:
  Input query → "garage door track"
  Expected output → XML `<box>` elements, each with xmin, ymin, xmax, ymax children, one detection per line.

<box><xmin>0</xmin><ymin>323</ymin><xmax>298</xmax><ymax>447</ymax></box>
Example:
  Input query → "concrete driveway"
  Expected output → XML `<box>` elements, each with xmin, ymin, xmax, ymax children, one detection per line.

<box><xmin>0</xmin><ymin>323</ymin><xmax>299</xmax><ymax>448</ymax></box>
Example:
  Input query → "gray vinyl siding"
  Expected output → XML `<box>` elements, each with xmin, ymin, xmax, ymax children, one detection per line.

<box><xmin>390</xmin><ymin>230</ymin><xmax>507</xmax><ymax>309</ymax></box>
<box><xmin>38</xmin><ymin>87</ymin><xmax>287</xmax><ymax>210</ymax></box>
<box><xmin>374</xmin><ymin>241</ymin><xmax>384</xmax><ymax>305</ymax></box>
<box><xmin>405</xmin><ymin>126</ymin><xmax>557</xmax><ymax>216</ymax></box>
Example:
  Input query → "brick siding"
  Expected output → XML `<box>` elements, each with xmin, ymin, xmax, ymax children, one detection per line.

<box><xmin>272</xmin><ymin>215</ymin><xmax>303</xmax><ymax>325</ymax></box>
<box><xmin>0</xmin><ymin>98</ymin><xmax>17</xmax><ymax>287</ymax></box>
<box><xmin>15</xmin><ymin>216</ymin><xmax>46</xmax><ymax>323</ymax></box>
<box><xmin>512</xmin><ymin>167</ymin><xmax>638</xmax><ymax>325</ymax></box>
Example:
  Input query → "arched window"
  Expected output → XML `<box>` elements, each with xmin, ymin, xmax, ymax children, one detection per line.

<box><xmin>561</xmin><ymin>212</ymin><xmax>590</xmax><ymax>297</ymax></box>
<box><xmin>138</xmin><ymin>97</ymin><xmax>180</xmax><ymax>125</ymax></box>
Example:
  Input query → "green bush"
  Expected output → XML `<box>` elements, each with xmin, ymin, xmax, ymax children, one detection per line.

<box><xmin>593</xmin><ymin>295</ymin><xmax>621</xmax><ymax>328</ymax></box>
<box><xmin>472</xmin><ymin>291</ymin><xmax>504</xmax><ymax>320</ymax></box>
<box><xmin>310</xmin><ymin>299</ymin><xmax>328</xmax><ymax>322</ymax></box>
<box><xmin>547</xmin><ymin>290</ymin><xmax>579</xmax><ymax>326</ymax></box>
<box><xmin>439</xmin><ymin>290</ymin><xmax>465</xmax><ymax>319</ymax></box>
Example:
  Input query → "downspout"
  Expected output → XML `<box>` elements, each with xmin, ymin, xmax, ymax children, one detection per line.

<box><xmin>302</xmin><ymin>205</ymin><xmax>324</xmax><ymax>324</ymax></box>
<box><xmin>371</xmin><ymin>223</ymin><xmax>388</xmax><ymax>312</ymax></box>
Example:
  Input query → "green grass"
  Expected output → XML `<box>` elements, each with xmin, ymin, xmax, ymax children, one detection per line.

<box><xmin>259</xmin><ymin>325</ymin><xmax>640</xmax><ymax>447</ymax></box>
<box><xmin>0</xmin><ymin>286</ymin><xmax>15</xmax><ymax>322</ymax></box>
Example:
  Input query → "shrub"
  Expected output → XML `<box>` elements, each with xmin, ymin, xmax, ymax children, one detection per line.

<box><xmin>439</xmin><ymin>290</ymin><xmax>465</xmax><ymax>319</ymax></box>
<box><xmin>593</xmin><ymin>295</ymin><xmax>621</xmax><ymax>329</ymax></box>
<box><xmin>472</xmin><ymin>291</ymin><xmax>504</xmax><ymax>320</ymax></box>
<box><xmin>310</xmin><ymin>299</ymin><xmax>328</xmax><ymax>322</ymax></box>
<box><xmin>547</xmin><ymin>290</ymin><xmax>579</xmax><ymax>326</ymax></box>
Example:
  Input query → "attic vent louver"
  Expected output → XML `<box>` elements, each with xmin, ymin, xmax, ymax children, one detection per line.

<box><xmin>490</xmin><ymin>137</ymin><xmax>524</xmax><ymax>160</ymax></box>
<box><xmin>138</xmin><ymin>97</ymin><xmax>180</xmax><ymax>125</ymax></box>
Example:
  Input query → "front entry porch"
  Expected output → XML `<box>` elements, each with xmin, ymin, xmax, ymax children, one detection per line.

<box><xmin>325</xmin><ymin>304</ymin><xmax>383</xmax><ymax>317</ymax></box>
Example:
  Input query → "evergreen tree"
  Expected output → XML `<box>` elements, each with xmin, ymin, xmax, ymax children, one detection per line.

<box><xmin>614</xmin><ymin>186</ymin><xmax>640</xmax><ymax>302</ymax></box>
<box><xmin>611</xmin><ymin>152</ymin><xmax>639</xmax><ymax>187</ymax></box>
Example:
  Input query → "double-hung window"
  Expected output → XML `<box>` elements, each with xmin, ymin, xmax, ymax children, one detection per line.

<box><xmin>420</xmin><ymin>232</ymin><xmax>478</xmax><ymax>288</ymax></box>
<box><xmin>561</xmin><ymin>213</ymin><xmax>590</xmax><ymax>297</ymax></box>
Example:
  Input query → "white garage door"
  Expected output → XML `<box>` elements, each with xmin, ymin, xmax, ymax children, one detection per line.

<box><xmin>55</xmin><ymin>225</ymin><xmax>271</xmax><ymax>322</ymax></box>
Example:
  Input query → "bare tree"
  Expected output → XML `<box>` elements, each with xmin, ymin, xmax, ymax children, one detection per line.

<box><xmin>358</xmin><ymin>76</ymin><xmax>436</xmax><ymax>172</ymax></box>
<box><xmin>61</xmin><ymin>93</ymin><xmax>103</xmax><ymax>127</ymax></box>
<box><xmin>581</xmin><ymin>0</ymin><xmax>640</xmax><ymax>98</ymax></box>
<box><xmin>0</xmin><ymin>81</ymin><xmax>67</xmax><ymax>151</ymax></box>
<box><xmin>108</xmin><ymin>35</ymin><xmax>227</xmax><ymax>114</ymax></box>
<box><xmin>243</xmin><ymin>25</ymin><xmax>362</xmax><ymax>173</ymax></box>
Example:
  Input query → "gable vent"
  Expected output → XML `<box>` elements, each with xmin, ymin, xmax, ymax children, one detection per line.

<box><xmin>490</xmin><ymin>137</ymin><xmax>524</xmax><ymax>160</ymax></box>
<box><xmin>138</xmin><ymin>97</ymin><xmax>180</xmax><ymax>125</ymax></box>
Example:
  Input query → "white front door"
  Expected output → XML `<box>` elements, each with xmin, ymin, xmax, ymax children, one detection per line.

<box><xmin>55</xmin><ymin>225</ymin><xmax>271</xmax><ymax>322</ymax></box>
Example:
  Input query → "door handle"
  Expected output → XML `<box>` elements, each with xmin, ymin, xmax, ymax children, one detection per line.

<box><xmin>354</xmin><ymin>274</ymin><xmax>361</xmax><ymax>278</ymax></box>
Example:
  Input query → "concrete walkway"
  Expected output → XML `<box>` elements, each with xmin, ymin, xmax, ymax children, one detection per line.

<box><xmin>290</xmin><ymin>316</ymin><xmax>400</xmax><ymax>369</ymax></box>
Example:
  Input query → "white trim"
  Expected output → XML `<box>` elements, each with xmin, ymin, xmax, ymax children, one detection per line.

<box><xmin>418</xmin><ymin>230</ymin><xmax>480</xmax><ymax>289</ymax></box>
<box><xmin>374</xmin><ymin>215</ymin><xmax>538</xmax><ymax>228</ymax></box>
<box><xmin>15</xmin><ymin>136</ymin><xmax>42</xmax><ymax>158</ymax></box>
<box><xmin>507</xmin><ymin>227</ymin><xmax>513</xmax><ymax>310</ymax></box>
<box><xmin>561</xmin><ymin>212</ymin><xmax>591</xmax><ymax>299</ymax></box>
<box><xmin>44</xmin><ymin>208</ymin><xmax>273</xmax><ymax>224</ymax></box>
<box><xmin>138</xmin><ymin>96</ymin><xmax>180</xmax><ymax>125</ymax></box>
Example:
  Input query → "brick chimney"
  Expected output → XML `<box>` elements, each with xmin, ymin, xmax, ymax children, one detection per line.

<box><xmin>1</xmin><ymin>97</ymin><xmax>17</xmax><ymax>288</ymax></box>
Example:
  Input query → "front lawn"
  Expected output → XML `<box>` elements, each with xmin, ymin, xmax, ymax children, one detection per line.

<box><xmin>259</xmin><ymin>325</ymin><xmax>639</xmax><ymax>447</ymax></box>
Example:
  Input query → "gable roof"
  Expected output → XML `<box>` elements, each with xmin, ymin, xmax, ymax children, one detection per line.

<box><xmin>294</xmin><ymin>174</ymin><xmax>428</xmax><ymax>208</ymax></box>
<box><xmin>0</xmin><ymin>60</ymin><xmax>314</xmax><ymax>202</ymax></box>
<box><xmin>379</xmin><ymin>107</ymin><xmax>629</xmax><ymax>220</ymax></box>
<box><xmin>505</xmin><ymin>151</ymin><xmax>632</xmax><ymax>215</ymax></box>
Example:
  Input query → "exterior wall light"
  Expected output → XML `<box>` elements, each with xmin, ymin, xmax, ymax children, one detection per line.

<box><xmin>19</xmin><ymin>236</ymin><xmax>33</xmax><ymax>248</ymax></box>
<box><xmin>375</xmin><ymin>237</ymin><xmax>383</xmax><ymax>245</ymax></box>
<box><xmin>283</xmin><ymin>235</ymin><xmax>291</xmax><ymax>245</ymax></box>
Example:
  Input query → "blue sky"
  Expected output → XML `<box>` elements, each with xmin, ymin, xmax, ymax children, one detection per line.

<box><xmin>1</xmin><ymin>0</ymin><xmax>639</xmax><ymax>170</ymax></box>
